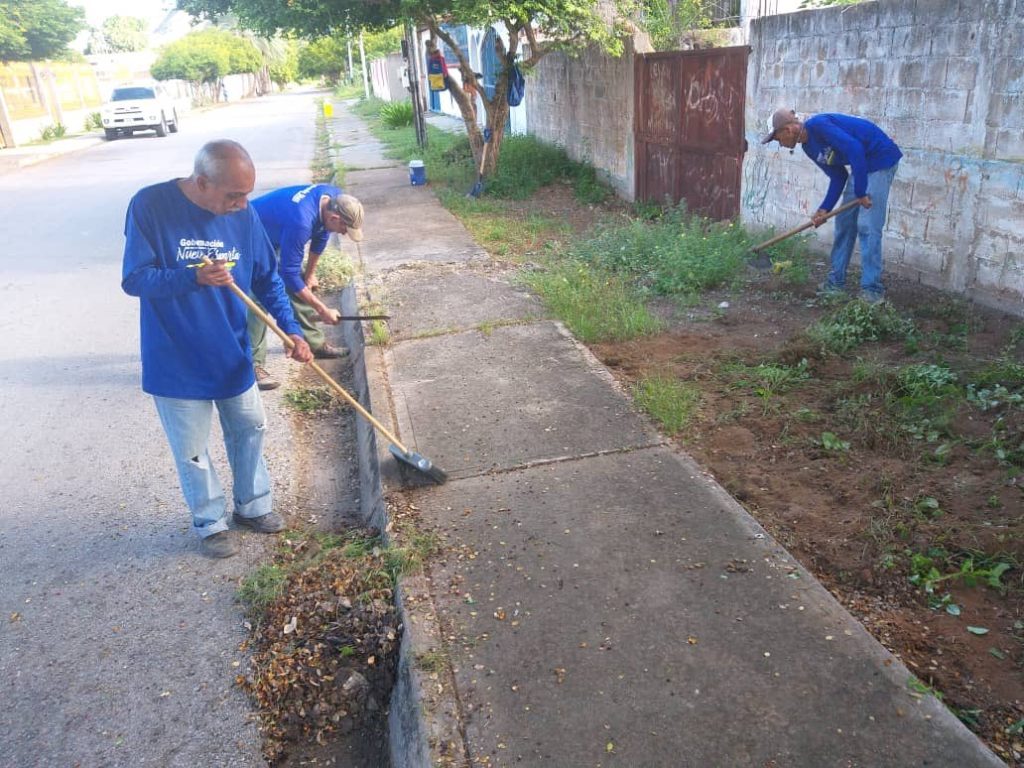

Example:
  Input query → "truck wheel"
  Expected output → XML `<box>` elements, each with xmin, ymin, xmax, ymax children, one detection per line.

<box><xmin>104</xmin><ymin>129</ymin><xmax>117</xmax><ymax>141</ymax></box>
<box><xmin>155</xmin><ymin>116</ymin><xmax>167</xmax><ymax>138</ymax></box>
<box><xmin>168</xmin><ymin>111</ymin><xmax>179</xmax><ymax>133</ymax></box>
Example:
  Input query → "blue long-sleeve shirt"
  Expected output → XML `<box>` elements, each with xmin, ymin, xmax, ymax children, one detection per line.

<box><xmin>801</xmin><ymin>114</ymin><xmax>902</xmax><ymax>212</ymax></box>
<box><xmin>122</xmin><ymin>179</ymin><xmax>302</xmax><ymax>399</ymax></box>
<box><xmin>250</xmin><ymin>184</ymin><xmax>340</xmax><ymax>293</ymax></box>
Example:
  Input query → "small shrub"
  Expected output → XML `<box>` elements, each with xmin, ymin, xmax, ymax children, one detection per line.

<box><xmin>40</xmin><ymin>123</ymin><xmax>67</xmax><ymax>141</ymax></box>
<box><xmin>84</xmin><ymin>112</ymin><xmax>102</xmax><ymax>131</ymax></box>
<box><xmin>379</xmin><ymin>100</ymin><xmax>414</xmax><ymax>128</ymax></box>
<box><xmin>806</xmin><ymin>300</ymin><xmax>916</xmax><ymax>356</ymax></box>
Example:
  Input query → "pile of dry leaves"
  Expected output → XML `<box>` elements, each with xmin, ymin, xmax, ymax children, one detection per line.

<box><xmin>238</xmin><ymin>532</ymin><xmax>401</xmax><ymax>764</ymax></box>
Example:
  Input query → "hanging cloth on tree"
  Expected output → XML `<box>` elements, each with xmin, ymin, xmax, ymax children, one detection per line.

<box><xmin>507</xmin><ymin>63</ymin><xmax>525</xmax><ymax>107</ymax></box>
<box><xmin>427</xmin><ymin>50</ymin><xmax>449</xmax><ymax>92</ymax></box>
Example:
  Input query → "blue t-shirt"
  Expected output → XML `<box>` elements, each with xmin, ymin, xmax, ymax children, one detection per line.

<box><xmin>121</xmin><ymin>179</ymin><xmax>303</xmax><ymax>400</ymax></box>
<box><xmin>801</xmin><ymin>114</ymin><xmax>902</xmax><ymax>212</ymax></box>
<box><xmin>250</xmin><ymin>184</ymin><xmax>341</xmax><ymax>293</ymax></box>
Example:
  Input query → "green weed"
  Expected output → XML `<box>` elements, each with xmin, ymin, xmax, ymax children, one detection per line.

<box><xmin>633</xmin><ymin>375</ymin><xmax>700</xmax><ymax>435</ymax></box>
<box><xmin>806</xmin><ymin>299</ymin><xmax>916</xmax><ymax>355</ymax></box>
<box><xmin>313</xmin><ymin>246</ymin><xmax>354</xmax><ymax>291</ymax></box>
<box><xmin>368</xmin><ymin>319</ymin><xmax>390</xmax><ymax>346</ymax></box>
<box><xmin>238</xmin><ymin>564</ymin><xmax>289</xmax><ymax>617</ymax></box>
<box><xmin>525</xmin><ymin>261</ymin><xmax>662</xmax><ymax>343</ymax></box>
<box><xmin>569</xmin><ymin>206</ymin><xmax>751</xmax><ymax>297</ymax></box>
<box><xmin>379</xmin><ymin>100</ymin><xmax>414</xmax><ymax>128</ymax></box>
<box><xmin>283</xmin><ymin>386</ymin><xmax>337</xmax><ymax>413</ymax></box>
<box><xmin>84</xmin><ymin>112</ymin><xmax>102</xmax><ymax>131</ymax></box>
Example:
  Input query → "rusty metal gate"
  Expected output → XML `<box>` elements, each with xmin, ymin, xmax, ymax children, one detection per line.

<box><xmin>634</xmin><ymin>46</ymin><xmax>748</xmax><ymax>220</ymax></box>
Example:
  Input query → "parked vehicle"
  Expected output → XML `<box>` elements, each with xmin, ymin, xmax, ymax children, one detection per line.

<box><xmin>100</xmin><ymin>86</ymin><xmax>179</xmax><ymax>140</ymax></box>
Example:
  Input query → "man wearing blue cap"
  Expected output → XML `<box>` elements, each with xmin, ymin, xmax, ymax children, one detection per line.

<box><xmin>763</xmin><ymin>108</ymin><xmax>902</xmax><ymax>302</ymax></box>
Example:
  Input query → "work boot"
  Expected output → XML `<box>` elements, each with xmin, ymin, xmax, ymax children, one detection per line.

<box><xmin>255</xmin><ymin>365</ymin><xmax>279</xmax><ymax>390</ymax></box>
<box><xmin>313</xmin><ymin>342</ymin><xmax>349</xmax><ymax>360</ymax></box>
<box><xmin>201</xmin><ymin>530</ymin><xmax>239</xmax><ymax>559</ymax></box>
<box><xmin>233</xmin><ymin>511</ymin><xmax>286</xmax><ymax>533</ymax></box>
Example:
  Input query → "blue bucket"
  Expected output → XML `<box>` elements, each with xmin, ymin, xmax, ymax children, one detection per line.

<box><xmin>409</xmin><ymin>159</ymin><xmax>426</xmax><ymax>186</ymax></box>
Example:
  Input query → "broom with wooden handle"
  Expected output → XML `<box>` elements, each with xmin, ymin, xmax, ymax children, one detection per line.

<box><xmin>206</xmin><ymin>259</ymin><xmax>446</xmax><ymax>484</ymax></box>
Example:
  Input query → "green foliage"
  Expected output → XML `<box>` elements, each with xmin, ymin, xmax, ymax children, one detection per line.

<box><xmin>283</xmin><ymin>385</ymin><xmax>337</xmax><ymax>413</ymax></box>
<box><xmin>638</xmin><ymin>0</ymin><xmax>715</xmax><ymax>50</ymax></box>
<box><xmin>0</xmin><ymin>0</ymin><xmax>85</xmax><ymax>60</ymax></box>
<box><xmin>152</xmin><ymin>29</ymin><xmax>261</xmax><ymax>83</ymax></box>
<box><xmin>633</xmin><ymin>375</ymin><xmax>700</xmax><ymax>435</ymax></box>
<box><xmin>908</xmin><ymin>547</ymin><xmax>1013</xmax><ymax>597</ymax></box>
<box><xmin>567</xmin><ymin>206</ymin><xmax>751</xmax><ymax>297</ymax></box>
<box><xmin>238</xmin><ymin>563</ymin><xmax>289</xmax><ymax>616</ymax></box>
<box><xmin>524</xmin><ymin>261</ymin><xmax>662</xmax><ymax>343</ymax></box>
<box><xmin>267</xmin><ymin>38</ymin><xmax>300</xmax><ymax>87</ymax></box>
<box><xmin>895</xmin><ymin>364</ymin><xmax>959</xmax><ymax>398</ymax></box>
<box><xmin>806</xmin><ymin>299</ymin><xmax>916</xmax><ymax>355</ymax></box>
<box><xmin>379</xmin><ymin>100</ymin><xmax>414</xmax><ymax>128</ymax></box>
<box><xmin>101</xmin><ymin>15</ymin><xmax>147</xmax><ymax>52</ymax></box>
<box><xmin>84</xmin><ymin>111</ymin><xmax>102</xmax><ymax>131</ymax></box>
<box><xmin>39</xmin><ymin>123</ymin><xmax>67</xmax><ymax>141</ymax></box>
<box><xmin>297</xmin><ymin>35</ymin><xmax>348</xmax><ymax>82</ymax></box>
<box><xmin>819</xmin><ymin>431</ymin><xmax>851</xmax><ymax>452</ymax></box>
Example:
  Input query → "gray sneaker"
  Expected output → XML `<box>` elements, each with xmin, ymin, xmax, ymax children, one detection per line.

<box><xmin>255</xmin><ymin>365</ymin><xmax>280</xmax><ymax>391</ymax></box>
<box><xmin>201</xmin><ymin>530</ymin><xmax>239</xmax><ymax>558</ymax></box>
<box><xmin>233</xmin><ymin>511</ymin><xmax>285</xmax><ymax>533</ymax></box>
<box><xmin>859</xmin><ymin>290</ymin><xmax>885</xmax><ymax>304</ymax></box>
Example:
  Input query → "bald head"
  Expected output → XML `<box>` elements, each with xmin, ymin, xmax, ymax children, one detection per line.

<box><xmin>188</xmin><ymin>139</ymin><xmax>256</xmax><ymax>215</ymax></box>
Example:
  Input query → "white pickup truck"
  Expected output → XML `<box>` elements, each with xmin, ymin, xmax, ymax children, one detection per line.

<box><xmin>100</xmin><ymin>85</ymin><xmax>180</xmax><ymax>140</ymax></box>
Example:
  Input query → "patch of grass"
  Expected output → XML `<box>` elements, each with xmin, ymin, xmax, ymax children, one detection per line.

<box><xmin>39</xmin><ymin>123</ymin><xmax>68</xmax><ymax>142</ymax></box>
<box><xmin>568</xmin><ymin>206</ymin><xmax>752</xmax><ymax>297</ymax></box>
<box><xmin>525</xmin><ymin>261</ymin><xmax>662</xmax><ymax>343</ymax></box>
<box><xmin>633</xmin><ymin>374</ymin><xmax>700</xmax><ymax>435</ymax></box>
<box><xmin>805</xmin><ymin>299</ymin><xmax>916</xmax><ymax>356</ymax></box>
<box><xmin>238</xmin><ymin>564</ymin><xmax>289</xmax><ymax>617</ymax></box>
<box><xmin>313</xmin><ymin>246</ymin><xmax>354</xmax><ymax>291</ymax></box>
<box><xmin>283</xmin><ymin>385</ymin><xmax>337</xmax><ymax>413</ymax></box>
<box><xmin>84</xmin><ymin>112</ymin><xmax>102</xmax><ymax>131</ymax></box>
<box><xmin>379</xmin><ymin>100</ymin><xmax>414</xmax><ymax>128</ymax></box>
<box><xmin>440</xmin><ymin>193</ymin><xmax>571</xmax><ymax>262</ymax></box>
<box><xmin>368</xmin><ymin>319</ymin><xmax>390</xmax><ymax>346</ymax></box>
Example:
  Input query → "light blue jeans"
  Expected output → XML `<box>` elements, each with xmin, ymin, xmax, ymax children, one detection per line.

<box><xmin>153</xmin><ymin>384</ymin><xmax>272</xmax><ymax>538</ymax></box>
<box><xmin>825</xmin><ymin>163</ymin><xmax>898</xmax><ymax>297</ymax></box>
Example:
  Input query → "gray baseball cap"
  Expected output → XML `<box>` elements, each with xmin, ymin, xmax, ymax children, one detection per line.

<box><xmin>762</xmin><ymin>107</ymin><xmax>799</xmax><ymax>144</ymax></box>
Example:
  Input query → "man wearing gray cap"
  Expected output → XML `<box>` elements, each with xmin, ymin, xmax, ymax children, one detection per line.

<box><xmin>763</xmin><ymin>108</ymin><xmax>902</xmax><ymax>302</ymax></box>
<box><xmin>248</xmin><ymin>184</ymin><xmax>365</xmax><ymax>389</ymax></box>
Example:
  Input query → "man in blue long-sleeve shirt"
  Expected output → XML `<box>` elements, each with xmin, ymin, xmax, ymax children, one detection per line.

<box><xmin>122</xmin><ymin>140</ymin><xmax>313</xmax><ymax>558</ymax></box>
<box><xmin>763</xmin><ymin>108</ymin><xmax>902</xmax><ymax>301</ymax></box>
<box><xmin>247</xmin><ymin>184</ymin><xmax>365</xmax><ymax>390</ymax></box>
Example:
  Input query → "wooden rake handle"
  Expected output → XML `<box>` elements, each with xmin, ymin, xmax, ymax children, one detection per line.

<box><xmin>750</xmin><ymin>198</ymin><xmax>863</xmax><ymax>253</ymax></box>
<box><xmin>218</xmin><ymin>272</ymin><xmax>410</xmax><ymax>454</ymax></box>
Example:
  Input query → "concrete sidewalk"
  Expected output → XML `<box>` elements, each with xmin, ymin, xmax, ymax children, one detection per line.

<box><xmin>0</xmin><ymin>133</ymin><xmax>105</xmax><ymax>175</ymax></box>
<box><xmin>329</xmin><ymin>103</ymin><xmax>1005</xmax><ymax>768</ymax></box>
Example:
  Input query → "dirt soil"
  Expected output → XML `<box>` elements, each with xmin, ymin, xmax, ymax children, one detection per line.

<box><xmin>596</xmin><ymin>276</ymin><xmax>1024</xmax><ymax>765</ymax></box>
<box><xmin>494</xmin><ymin>184</ymin><xmax>1024</xmax><ymax>765</ymax></box>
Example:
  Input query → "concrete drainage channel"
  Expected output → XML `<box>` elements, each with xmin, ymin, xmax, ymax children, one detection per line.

<box><xmin>339</xmin><ymin>281</ymin><xmax>441</xmax><ymax>768</ymax></box>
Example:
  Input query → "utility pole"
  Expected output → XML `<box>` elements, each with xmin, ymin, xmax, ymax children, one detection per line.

<box><xmin>358</xmin><ymin>31</ymin><xmax>370</xmax><ymax>99</ymax></box>
<box><xmin>404</xmin><ymin>23</ymin><xmax>427</xmax><ymax>149</ymax></box>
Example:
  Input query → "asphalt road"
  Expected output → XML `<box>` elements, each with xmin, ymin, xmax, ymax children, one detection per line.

<box><xmin>0</xmin><ymin>90</ymin><xmax>323</xmax><ymax>767</ymax></box>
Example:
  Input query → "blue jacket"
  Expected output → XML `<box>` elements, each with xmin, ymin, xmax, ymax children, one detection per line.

<box><xmin>250</xmin><ymin>184</ymin><xmax>340</xmax><ymax>293</ymax></box>
<box><xmin>122</xmin><ymin>180</ymin><xmax>302</xmax><ymax>399</ymax></box>
<box><xmin>801</xmin><ymin>114</ymin><xmax>902</xmax><ymax>212</ymax></box>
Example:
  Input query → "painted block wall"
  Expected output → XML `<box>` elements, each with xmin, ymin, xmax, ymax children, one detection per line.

<box><xmin>524</xmin><ymin>37</ymin><xmax>646</xmax><ymax>201</ymax></box>
<box><xmin>743</xmin><ymin>0</ymin><xmax>1024</xmax><ymax>312</ymax></box>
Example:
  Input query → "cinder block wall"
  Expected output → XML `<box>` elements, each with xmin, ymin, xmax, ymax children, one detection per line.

<box><xmin>743</xmin><ymin>0</ymin><xmax>1024</xmax><ymax>312</ymax></box>
<box><xmin>524</xmin><ymin>38</ymin><xmax>643</xmax><ymax>201</ymax></box>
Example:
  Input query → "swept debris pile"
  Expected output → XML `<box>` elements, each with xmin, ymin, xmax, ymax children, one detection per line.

<box><xmin>238</xmin><ymin>531</ymin><xmax>401</xmax><ymax>764</ymax></box>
